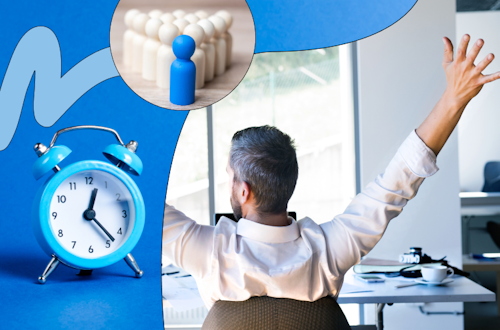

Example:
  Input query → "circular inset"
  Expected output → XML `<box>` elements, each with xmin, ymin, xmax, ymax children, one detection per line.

<box><xmin>110</xmin><ymin>0</ymin><xmax>256</xmax><ymax>110</ymax></box>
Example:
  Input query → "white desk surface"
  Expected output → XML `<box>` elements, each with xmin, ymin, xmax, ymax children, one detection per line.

<box><xmin>338</xmin><ymin>273</ymin><xmax>495</xmax><ymax>304</ymax></box>
<box><xmin>460</xmin><ymin>192</ymin><xmax>500</xmax><ymax>202</ymax></box>
<box><xmin>461</xmin><ymin>205</ymin><xmax>500</xmax><ymax>216</ymax></box>
<box><xmin>460</xmin><ymin>192</ymin><xmax>500</xmax><ymax>216</ymax></box>
<box><xmin>463</xmin><ymin>254</ymin><xmax>500</xmax><ymax>270</ymax></box>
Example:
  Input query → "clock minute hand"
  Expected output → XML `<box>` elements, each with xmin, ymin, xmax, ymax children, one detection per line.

<box><xmin>92</xmin><ymin>218</ymin><xmax>115</xmax><ymax>242</ymax></box>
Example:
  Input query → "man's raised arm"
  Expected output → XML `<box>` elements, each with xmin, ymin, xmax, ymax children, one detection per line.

<box><xmin>321</xmin><ymin>35</ymin><xmax>500</xmax><ymax>277</ymax></box>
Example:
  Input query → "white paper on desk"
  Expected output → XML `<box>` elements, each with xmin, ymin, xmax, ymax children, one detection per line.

<box><xmin>340</xmin><ymin>282</ymin><xmax>374</xmax><ymax>294</ymax></box>
<box><xmin>162</xmin><ymin>274</ymin><xmax>205</xmax><ymax>312</ymax></box>
<box><xmin>162</xmin><ymin>264</ymin><xmax>191</xmax><ymax>277</ymax></box>
<box><xmin>174</xmin><ymin>275</ymin><xmax>199</xmax><ymax>292</ymax></box>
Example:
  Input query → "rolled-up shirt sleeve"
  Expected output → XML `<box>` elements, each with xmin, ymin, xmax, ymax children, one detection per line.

<box><xmin>162</xmin><ymin>204</ymin><xmax>214</xmax><ymax>278</ymax></box>
<box><xmin>320</xmin><ymin>130</ymin><xmax>439</xmax><ymax>276</ymax></box>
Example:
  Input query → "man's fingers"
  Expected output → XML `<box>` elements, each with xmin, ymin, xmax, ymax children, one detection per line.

<box><xmin>442</xmin><ymin>37</ymin><xmax>454</xmax><ymax>64</ymax></box>
<box><xmin>476</xmin><ymin>53</ymin><xmax>495</xmax><ymax>73</ymax></box>
<box><xmin>456</xmin><ymin>34</ymin><xmax>470</xmax><ymax>62</ymax></box>
<box><xmin>466</xmin><ymin>39</ymin><xmax>484</xmax><ymax>64</ymax></box>
<box><xmin>479</xmin><ymin>71</ymin><xmax>500</xmax><ymax>85</ymax></box>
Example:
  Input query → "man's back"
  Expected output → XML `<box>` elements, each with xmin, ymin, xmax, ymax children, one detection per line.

<box><xmin>163</xmin><ymin>130</ymin><xmax>438</xmax><ymax>309</ymax></box>
<box><xmin>199</xmin><ymin>216</ymin><xmax>342</xmax><ymax>305</ymax></box>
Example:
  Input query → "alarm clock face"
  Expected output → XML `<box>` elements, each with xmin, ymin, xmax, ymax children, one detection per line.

<box><xmin>48</xmin><ymin>169</ymin><xmax>135</xmax><ymax>258</ymax></box>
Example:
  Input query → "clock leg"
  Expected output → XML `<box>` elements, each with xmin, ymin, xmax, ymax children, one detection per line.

<box><xmin>38</xmin><ymin>254</ymin><xmax>60</xmax><ymax>284</ymax></box>
<box><xmin>124</xmin><ymin>253</ymin><xmax>143</xmax><ymax>278</ymax></box>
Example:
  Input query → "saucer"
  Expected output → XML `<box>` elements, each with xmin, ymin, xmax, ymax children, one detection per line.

<box><xmin>414</xmin><ymin>278</ymin><xmax>454</xmax><ymax>286</ymax></box>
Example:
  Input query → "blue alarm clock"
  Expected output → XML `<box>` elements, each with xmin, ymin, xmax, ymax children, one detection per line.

<box><xmin>32</xmin><ymin>125</ymin><xmax>145</xmax><ymax>284</ymax></box>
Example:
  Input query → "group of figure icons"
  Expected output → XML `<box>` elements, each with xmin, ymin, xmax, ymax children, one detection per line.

<box><xmin>123</xmin><ymin>8</ymin><xmax>233</xmax><ymax>106</ymax></box>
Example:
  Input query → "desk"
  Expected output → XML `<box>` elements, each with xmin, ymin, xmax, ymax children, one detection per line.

<box><xmin>463</xmin><ymin>254</ymin><xmax>500</xmax><ymax>315</ymax></box>
<box><xmin>338</xmin><ymin>273</ymin><xmax>495</xmax><ymax>330</ymax></box>
<box><xmin>161</xmin><ymin>265</ymin><xmax>495</xmax><ymax>330</ymax></box>
<box><xmin>460</xmin><ymin>192</ymin><xmax>500</xmax><ymax>216</ymax></box>
<box><xmin>460</xmin><ymin>192</ymin><xmax>500</xmax><ymax>253</ymax></box>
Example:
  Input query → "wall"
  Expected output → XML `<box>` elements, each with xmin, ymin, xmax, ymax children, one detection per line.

<box><xmin>456</xmin><ymin>9</ymin><xmax>500</xmax><ymax>298</ymax></box>
<box><xmin>357</xmin><ymin>0</ymin><xmax>463</xmax><ymax>328</ymax></box>
<box><xmin>456</xmin><ymin>11</ymin><xmax>500</xmax><ymax>192</ymax></box>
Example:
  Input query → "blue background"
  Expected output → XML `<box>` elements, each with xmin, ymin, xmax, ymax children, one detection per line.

<box><xmin>0</xmin><ymin>0</ymin><xmax>417</xmax><ymax>329</ymax></box>
<box><xmin>248</xmin><ymin>0</ymin><xmax>417</xmax><ymax>53</ymax></box>
<box><xmin>0</xmin><ymin>2</ymin><xmax>187</xmax><ymax>329</ymax></box>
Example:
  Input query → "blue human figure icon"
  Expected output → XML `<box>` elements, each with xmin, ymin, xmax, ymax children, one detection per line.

<box><xmin>170</xmin><ymin>35</ymin><xmax>196</xmax><ymax>106</ymax></box>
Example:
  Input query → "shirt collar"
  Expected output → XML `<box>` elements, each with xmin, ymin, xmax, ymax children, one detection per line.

<box><xmin>236</xmin><ymin>217</ymin><xmax>300</xmax><ymax>243</ymax></box>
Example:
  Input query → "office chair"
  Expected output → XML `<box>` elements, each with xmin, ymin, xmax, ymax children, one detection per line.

<box><xmin>481</xmin><ymin>162</ymin><xmax>500</xmax><ymax>249</ymax></box>
<box><xmin>201</xmin><ymin>296</ymin><xmax>375</xmax><ymax>330</ymax></box>
<box><xmin>482</xmin><ymin>161</ymin><xmax>500</xmax><ymax>192</ymax></box>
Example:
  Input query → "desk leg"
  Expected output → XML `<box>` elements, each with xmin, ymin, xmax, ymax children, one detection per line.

<box><xmin>463</xmin><ymin>215</ymin><xmax>472</xmax><ymax>254</ymax></box>
<box><xmin>376</xmin><ymin>303</ymin><xmax>385</xmax><ymax>330</ymax></box>
<box><xmin>497</xmin><ymin>271</ymin><xmax>500</xmax><ymax>316</ymax></box>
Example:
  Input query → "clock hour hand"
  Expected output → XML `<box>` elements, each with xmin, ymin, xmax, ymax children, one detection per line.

<box><xmin>92</xmin><ymin>218</ymin><xmax>115</xmax><ymax>242</ymax></box>
<box><xmin>88</xmin><ymin>188</ymin><xmax>98</xmax><ymax>210</ymax></box>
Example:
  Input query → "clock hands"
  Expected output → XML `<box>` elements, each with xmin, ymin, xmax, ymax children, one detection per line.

<box><xmin>90</xmin><ymin>217</ymin><xmax>115</xmax><ymax>242</ymax></box>
<box><xmin>83</xmin><ymin>188</ymin><xmax>115</xmax><ymax>242</ymax></box>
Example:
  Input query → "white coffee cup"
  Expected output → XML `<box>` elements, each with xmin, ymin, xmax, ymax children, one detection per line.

<box><xmin>421</xmin><ymin>264</ymin><xmax>454</xmax><ymax>282</ymax></box>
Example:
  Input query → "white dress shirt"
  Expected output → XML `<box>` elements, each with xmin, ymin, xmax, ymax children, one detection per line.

<box><xmin>162</xmin><ymin>130</ymin><xmax>439</xmax><ymax>309</ymax></box>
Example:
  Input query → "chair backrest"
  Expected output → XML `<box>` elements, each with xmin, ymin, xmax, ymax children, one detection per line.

<box><xmin>201</xmin><ymin>296</ymin><xmax>352</xmax><ymax>330</ymax></box>
<box><xmin>482</xmin><ymin>162</ymin><xmax>500</xmax><ymax>192</ymax></box>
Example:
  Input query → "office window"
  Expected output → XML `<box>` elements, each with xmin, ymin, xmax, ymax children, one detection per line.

<box><xmin>212</xmin><ymin>47</ymin><xmax>356</xmax><ymax>223</ymax></box>
<box><xmin>165</xmin><ymin>109</ymin><xmax>210</xmax><ymax>224</ymax></box>
<box><xmin>165</xmin><ymin>44</ymin><xmax>358</xmax><ymax>326</ymax></box>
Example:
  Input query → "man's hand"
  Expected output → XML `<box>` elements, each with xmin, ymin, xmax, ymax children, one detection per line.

<box><xmin>442</xmin><ymin>34</ymin><xmax>500</xmax><ymax>109</ymax></box>
<box><xmin>416</xmin><ymin>34</ymin><xmax>500</xmax><ymax>156</ymax></box>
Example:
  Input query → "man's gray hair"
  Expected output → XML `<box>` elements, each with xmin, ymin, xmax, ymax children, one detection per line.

<box><xmin>229</xmin><ymin>125</ymin><xmax>298</xmax><ymax>214</ymax></box>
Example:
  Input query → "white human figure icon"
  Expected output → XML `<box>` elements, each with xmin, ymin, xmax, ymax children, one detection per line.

<box><xmin>208</xmin><ymin>15</ymin><xmax>226</xmax><ymax>76</ymax></box>
<box><xmin>173</xmin><ymin>18</ymin><xmax>190</xmax><ymax>33</ymax></box>
<box><xmin>160</xmin><ymin>12</ymin><xmax>176</xmax><ymax>24</ymax></box>
<box><xmin>132</xmin><ymin>13</ymin><xmax>150</xmax><ymax>73</ymax></box>
<box><xmin>142</xmin><ymin>18</ymin><xmax>163</xmax><ymax>81</ymax></box>
<box><xmin>148</xmin><ymin>9</ymin><xmax>163</xmax><ymax>18</ymax></box>
<box><xmin>172</xmin><ymin>9</ymin><xmax>186</xmax><ymax>19</ymax></box>
<box><xmin>197</xmin><ymin>19</ymin><xmax>216</xmax><ymax>82</ymax></box>
<box><xmin>184</xmin><ymin>13</ymin><xmax>200</xmax><ymax>24</ymax></box>
<box><xmin>195</xmin><ymin>10</ymin><xmax>209</xmax><ymax>19</ymax></box>
<box><xmin>183</xmin><ymin>24</ymin><xmax>206</xmax><ymax>89</ymax></box>
<box><xmin>156</xmin><ymin>23</ymin><xmax>180</xmax><ymax>89</ymax></box>
<box><xmin>123</xmin><ymin>9</ymin><xmax>140</xmax><ymax>66</ymax></box>
<box><xmin>216</xmin><ymin>10</ymin><xmax>233</xmax><ymax>68</ymax></box>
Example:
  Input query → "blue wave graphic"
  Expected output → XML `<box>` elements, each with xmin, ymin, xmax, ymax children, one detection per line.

<box><xmin>0</xmin><ymin>26</ymin><xmax>119</xmax><ymax>151</ymax></box>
